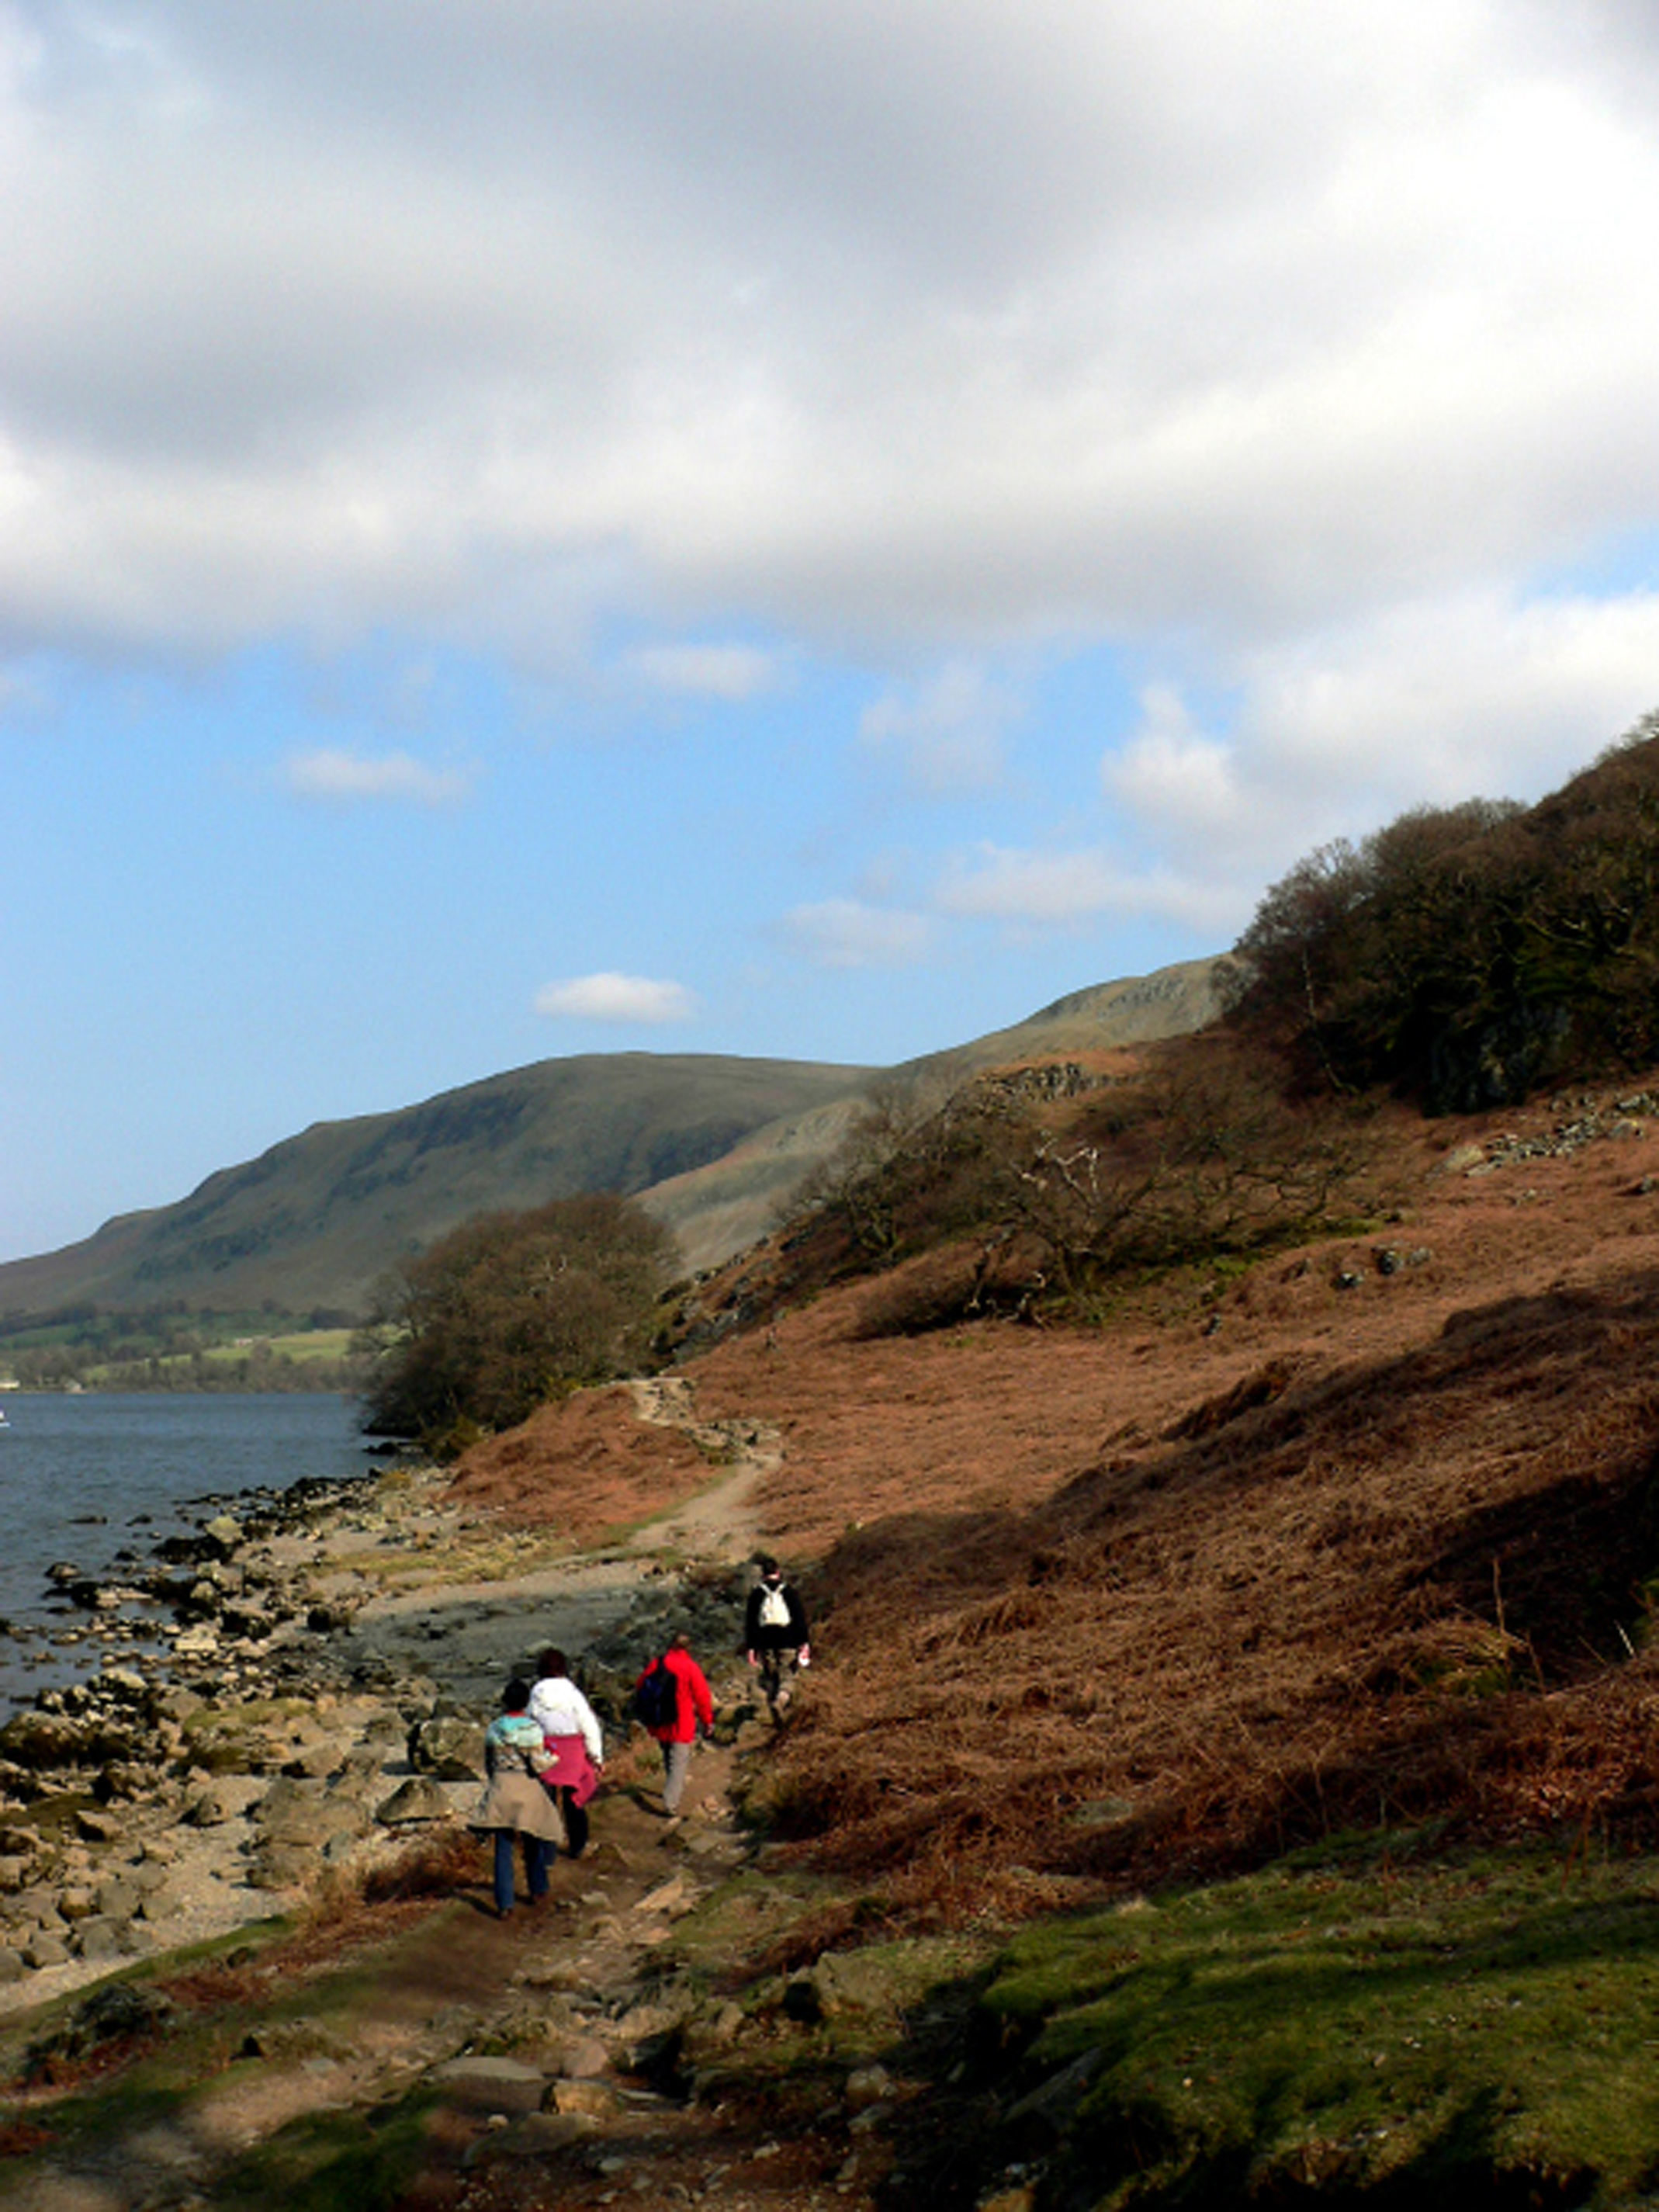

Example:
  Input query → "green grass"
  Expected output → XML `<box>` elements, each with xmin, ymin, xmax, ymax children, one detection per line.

<box><xmin>199</xmin><ymin>1328</ymin><xmax>357</xmax><ymax>1365</ymax></box>
<box><xmin>82</xmin><ymin>1327</ymin><xmax>360</xmax><ymax>1384</ymax></box>
<box><xmin>208</xmin><ymin>2093</ymin><xmax>440</xmax><ymax>2210</ymax></box>
<box><xmin>983</xmin><ymin>1838</ymin><xmax>1659</xmax><ymax>2208</ymax></box>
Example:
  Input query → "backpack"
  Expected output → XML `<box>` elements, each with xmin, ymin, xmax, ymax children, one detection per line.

<box><xmin>633</xmin><ymin>1657</ymin><xmax>680</xmax><ymax>1731</ymax></box>
<box><xmin>758</xmin><ymin>1585</ymin><xmax>791</xmax><ymax>1631</ymax></box>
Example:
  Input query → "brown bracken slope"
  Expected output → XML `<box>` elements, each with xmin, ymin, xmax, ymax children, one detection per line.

<box><xmin>446</xmin><ymin>1385</ymin><xmax>715</xmax><ymax>1535</ymax></box>
<box><xmin>452</xmin><ymin>1073</ymin><xmax>1659</xmax><ymax>1919</ymax></box>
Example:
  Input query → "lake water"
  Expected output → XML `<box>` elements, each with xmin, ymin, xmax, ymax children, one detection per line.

<box><xmin>0</xmin><ymin>1393</ymin><xmax>371</xmax><ymax>1715</ymax></box>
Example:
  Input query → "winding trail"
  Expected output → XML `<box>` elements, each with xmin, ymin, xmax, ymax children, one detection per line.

<box><xmin>621</xmin><ymin>1377</ymin><xmax>781</xmax><ymax>1561</ymax></box>
<box><xmin>327</xmin><ymin>1378</ymin><xmax>781</xmax><ymax>1705</ymax></box>
<box><xmin>0</xmin><ymin>1382</ymin><xmax>881</xmax><ymax>2212</ymax></box>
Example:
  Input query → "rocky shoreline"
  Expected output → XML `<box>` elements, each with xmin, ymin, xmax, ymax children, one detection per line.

<box><xmin>0</xmin><ymin>1458</ymin><xmax>762</xmax><ymax>2016</ymax></box>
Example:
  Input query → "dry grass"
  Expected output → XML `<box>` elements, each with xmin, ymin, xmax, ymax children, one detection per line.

<box><xmin>459</xmin><ymin>1077</ymin><xmax>1659</xmax><ymax>1924</ymax></box>
<box><xmin>445</xmin><ymin>1381</ymin><xmax>712</xmax><ymax>1535</ymax></box>
<box><xmin>691</xmin><ymin>1087</ymin><xmax>1659</xmax><ymax>1916</ymax></box>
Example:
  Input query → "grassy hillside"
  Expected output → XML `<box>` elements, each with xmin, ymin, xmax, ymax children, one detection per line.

<box><xmin>643</xmin><ymin>955</ymin><xmax>1226</xmax><ymax>1272</ymax></box>
<box><xmin>0</xmin><ymin>958</ymin><xmax>1224</xmax><ymax>1327</ymax></box>
<box><xmin>0</xmin><ymin>1053</ymin><xmax>871</xmax><ymax>1324</ymax></box>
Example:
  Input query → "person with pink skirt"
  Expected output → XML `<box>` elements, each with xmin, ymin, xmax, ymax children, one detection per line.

<box><xmin>528</xmin><ymin>1647</ymin><xmax>604</xmax><ymax>1858</ymax></box>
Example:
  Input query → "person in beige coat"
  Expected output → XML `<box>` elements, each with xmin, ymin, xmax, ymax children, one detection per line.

<box><xmin>473</xmin><ymin>1678</ymin><xmax>566</xmax><ymax>1917</ymax></box>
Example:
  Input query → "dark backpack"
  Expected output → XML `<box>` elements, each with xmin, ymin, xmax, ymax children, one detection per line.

<box><xmin>633</xmin><ymin>1657</ymin><xmax>679</xmax><ymax>1731</ymax></box>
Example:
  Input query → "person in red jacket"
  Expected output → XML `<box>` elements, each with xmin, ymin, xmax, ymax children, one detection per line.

<box><xmin>635</xmin><ymin>1634</ymin><xmax>714</xmax><ymax>1816</ymax></box>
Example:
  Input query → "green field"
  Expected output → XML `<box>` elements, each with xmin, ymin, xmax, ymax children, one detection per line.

<box><xmin>195</xmin><ymin>1328</ymin><xmax>356</xmax><ymax>1367</ymax></box>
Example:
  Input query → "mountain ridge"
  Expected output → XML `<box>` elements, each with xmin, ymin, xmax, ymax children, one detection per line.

<box><xmin>0</xmin><ymin>955</ymin><xmax>1223</xmax><ymax>1319</ymax></box>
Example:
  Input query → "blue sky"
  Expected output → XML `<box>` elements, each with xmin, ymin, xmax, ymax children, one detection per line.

<box><xmin>9</xmin><ymin>1</ymin><xmax>1659</xmax><ymax>1263</ymax></box>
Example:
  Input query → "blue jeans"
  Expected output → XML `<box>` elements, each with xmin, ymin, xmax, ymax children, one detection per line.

<box><xmin>493</xmin><ymin>1830</ymin><xmax>552</xmax><ymax>1914</ymax></box>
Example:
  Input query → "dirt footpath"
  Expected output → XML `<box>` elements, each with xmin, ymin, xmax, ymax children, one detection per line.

<box><xmin>0</xmin><ymin>1737</ymin><xmax>892</xmax><ymax>2212</ymax></box>
<box><xmin>0</xmin><ymin>1388</ymin><xmax>908</xmax><ymax>2212</ymax></box>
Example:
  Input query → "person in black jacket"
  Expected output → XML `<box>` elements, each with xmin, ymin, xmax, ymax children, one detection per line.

<box><xmin>744</xmin><ymin>1555</ymin><xmax>810</xmax><ymax>1714</ymax></box>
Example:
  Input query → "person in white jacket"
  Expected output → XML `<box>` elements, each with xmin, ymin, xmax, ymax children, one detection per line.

<box><xmin>529</xmin><ymin>1648</ymin><xmax>604</xmax><ymax>1857</ymax></box>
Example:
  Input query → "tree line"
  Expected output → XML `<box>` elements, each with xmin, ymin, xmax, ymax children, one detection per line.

<box><xmin>1226</xmin><ymin>720</ymin><xmax>1659</xmax><ymax>1109</ymax></box>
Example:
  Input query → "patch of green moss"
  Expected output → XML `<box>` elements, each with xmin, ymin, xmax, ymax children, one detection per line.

<box><xmin>983</xmin><ymin>1841</ymin><xmax>1659</xmax><ymax>2207</ymax></box>
<box><xmin>210</xmin><ymin>2090</ymin><xmax>438</xmax><ymax>2210</ymax></box>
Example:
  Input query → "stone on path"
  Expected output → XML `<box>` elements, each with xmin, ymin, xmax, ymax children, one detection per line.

<box><xmin>376</xmin><ymin>1776</ymin><xmax>455</xmax><ymax>1825</ymax></box>
<box><xmin>431</xmin><ymin>2055</ymin><xmax>545</xmax><ymax>2086</ymax></box>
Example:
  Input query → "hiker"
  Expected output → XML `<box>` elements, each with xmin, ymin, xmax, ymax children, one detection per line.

<box><xmin>634</xmin><ymin>1633</ymin><xmax>714</xmax><ymax>1817</ymax></box>
<box><xmin>745</xmin><ymin>1554</ymin><xmax>810</xmax><ymax>1714</ymax></box>
<box><xmin>474</xmin><ymin>1676</ymin><xmax>566</xmax><ymax>1919</ymax></box>
<box><xmin>529</xmin><ymin>1648</ymin><xmax>604</xmax><ymax>1860</ymax></box>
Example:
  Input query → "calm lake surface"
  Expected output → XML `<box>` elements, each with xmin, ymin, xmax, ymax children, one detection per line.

<box><xmin>0</xmin><ymin>1393</ymin><xmax>370</xmax><ymax>1715</ymax></box>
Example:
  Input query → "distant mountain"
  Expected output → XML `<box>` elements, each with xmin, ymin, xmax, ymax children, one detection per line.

<box><xmin>640</xmin><ymin>955</ymin><xmax>1228</xmax><ymax>1271</ymax></box>
<box><xmin>0</xmin><ymin>1055</ymin><xmax>873</xmax><ymax>1322</ymax></box>
<box><xmin>0</xmin><ymin>956</ymin><xmax>1225</xmax><ymax>1320</ymax></box>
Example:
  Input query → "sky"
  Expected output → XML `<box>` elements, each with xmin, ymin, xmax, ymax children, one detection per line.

<box><xmin>9</xmin><ymin>1</ymin><xmax>1659</xmax><ymax>1263</ymax></box>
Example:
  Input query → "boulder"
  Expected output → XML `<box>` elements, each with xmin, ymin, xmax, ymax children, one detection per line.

<box><xmin>184</xmin><ymin>1780</ymin><xmax>244</xmax><ymax>1828</ymax></box>
<box><xmin>73</xmin><ymin>1919</ymin><xmax>129</xmax><ymax>1964</ymax></box>
<box><xmin>94</xmin><ymin>1876</ymin><xmax>141</xmax><ymax>1920</ymax></box>
<box><xmin>0</xmin><ymin>1711</ymin><xmax>115</xmax><ymax>1770</ymax></box>
<box><xmin>435</xmin><ymin>2056</ymin><xmax>545</xmax><ymax>2088</ymax></box>
<box><xmin>200</xmin><ymin>1515</ymin><xmax>244</xmax><ymax>1557</ymax></box>
<box><xmin>543</xmin><ymin>2079</ymin><xmax>619</xmax><ymax>2120</ymax></box>
<box><xmin>847</xmin><ymin>2063</ymin><xmax>895</xmax><ymax>2110</ymax></box>
<box><xmin>375</xmin><ymin>1777</ymin><xmax>455</xmax><ymax>1826</ymax></box>
<box><xmin>406</xmin><ymin>1715</ymin><xmax>482</xmax><ymax>1780</ymax></box>
<box><xmin>552</xmin><ymin>2034</ymin><xmax>611</xmax><ymax>2081</ymax></box>
<box><xmin>253</xmin><ymin>1777</ymin><xmax>370</xmax><ymax>1848</ymax></box>
<box><xmin>795</xmin><ymin>1949</ymin><xmax>899</xmax><ymax>2022</ymax></box>
<box><xmin>221</xmin><ymin>1600</ymin><xmax>276</xmax><ymax>1641</ymax></box>
<box><xmin>246</xmin><ymin>1842</ymin><xmax>313</xmax><ymax>1891</ymax></box>
<box><xmin>239</xmin><ymin>2018</ymin><xmax>347</xmax><ymax>2063</ymax></box>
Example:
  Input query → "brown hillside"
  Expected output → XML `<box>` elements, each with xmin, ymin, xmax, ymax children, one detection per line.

<box><xmin>447</xmin><ymin>1385</ymin><xmax>713</xmax><ymax>1535</ymax></box>
<box><xmin>455</xmin><ymin>1074</ymin><xmax>1659</xmax><ymax>1918</ymax></box>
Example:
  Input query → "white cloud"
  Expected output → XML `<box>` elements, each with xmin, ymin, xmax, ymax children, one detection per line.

<box><xmin>781</xmin><ymin>899</ymin><xmax>936</xmax><ymax>969</ymax></box>
<box><xmin>937</xmin><ymin>846</ymin><xmax>1240</xmax><ymax>938</ymax></box>
<box><xmin>1106</xmin><ymin>685</ymin><xmax>1242</xmax><ymax>845</ymax></box>
<box><xmin>625</xmin><ymin>643</ymin><xmax>780</xmax><ymax>701</ymax></box>
<box><xmin>1085</xmin><ymin>585</ymin><xmax>1659</xmax><ymax>942</ymax></box>
<box><xmin>533</xmin><ymin>973</ymin><xmax>697</xmax><ymax>1023</ymax></box>
<box><xmin>8</xmin><ymin>0</ymin><xmax>1659</xmax><ymax>988</ymax></box>
<box><xmin>4</xmin><ymin>2</ymin><xmax>1659</xmax><ymax>670</ymax></box>
<box><xmin>859</xmin><ymin>662</ymin><xmax>1018</xmax><ymax>793</ymax></box>
<box><xmin>280</xmin><ymin>747</ymin><xmax>471</xmax><ymax>806</ymax></box>
<box><xmin>1233</xmin><ymin>588</ymin><xmax>1659</xmax><ymax>812</ymax></box>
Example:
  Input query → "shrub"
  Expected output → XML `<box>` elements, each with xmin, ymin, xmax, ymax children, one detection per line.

<box><xmin>798</xmin><ymin>1049</ymin><xmax>1377</xmax><ymax>1333</ymax></box>
<box><xmin>358</xmin><ymin>1191</ymin><xmax>676</xmax><ymax>1448</ymax></box>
